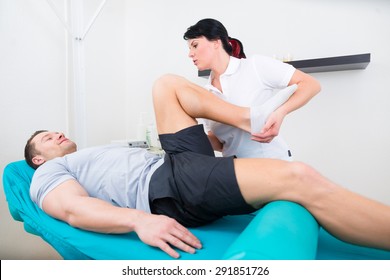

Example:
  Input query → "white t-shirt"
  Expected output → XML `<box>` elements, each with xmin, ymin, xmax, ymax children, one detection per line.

<box><xmin>30</xmin><ymin>145</ymin><xmax>164</xmax><ymax>213</ymax></box>
<box><xmin>203</xmin><ymin>55</ymin><xmax>296</xmax><ymax>160</ymax></box>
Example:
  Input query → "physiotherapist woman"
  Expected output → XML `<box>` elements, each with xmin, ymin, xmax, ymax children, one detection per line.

<box><xmin>183</xmin><ymin>18</ymin><xmax>321</xmax><ymax>160</ymax></box>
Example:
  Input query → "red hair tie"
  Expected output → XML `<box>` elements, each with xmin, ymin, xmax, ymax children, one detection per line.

<box><xmin>229</xmin><ymin>39</ymin><xmax>245</xmax><ymax>59</ymax></box>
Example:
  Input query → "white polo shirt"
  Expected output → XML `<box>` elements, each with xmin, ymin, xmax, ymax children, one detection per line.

<box><xmin>202</xmin><ymin>55</ymin><xmax>296</xmax><ymax>160</ymax></box>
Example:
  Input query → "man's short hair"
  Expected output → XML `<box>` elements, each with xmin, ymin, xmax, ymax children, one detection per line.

<box><xmin>24</xmin><ymin>130</ymin><xmax>47</xmax><ymax>169</ymax></box>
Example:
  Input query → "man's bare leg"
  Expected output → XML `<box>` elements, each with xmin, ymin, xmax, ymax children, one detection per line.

<box><xmin>234</xmin><ymin>157</ymin><xmax>390</xmax><ymax>250</ymax></box>
<box><xmin>152</xmin><ymin>74</ymin><xmax>250</xmax><ymax>134</ymax></box>
<box><xmin>152</xmin><ymin>74</ymin><xmax>390</xmax><ymax>250</ymax></box>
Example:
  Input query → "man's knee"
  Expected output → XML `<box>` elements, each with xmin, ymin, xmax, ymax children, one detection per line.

<box><xmin>153</xmin><ymin>74</ymin><xmax>183</xmax><ymax>89</ymax></box>
<box><xmin>153</xmin><ymin>74</ymin><xmax>181</xmax><ymax>99</ymax></box>
<box><xmin>289</xmin><ymin>161</ymin><xmax>333</xmax><ymax>200</ymax></box>
<box><xmin>289</xmin><ymin>161</ymin><xmax>318</xmax><ymax>185</ymax></box>
<box><xmin>152</xmin><ymin>74</ymin><xmax>170</xmax><ymax>102</ymax></box>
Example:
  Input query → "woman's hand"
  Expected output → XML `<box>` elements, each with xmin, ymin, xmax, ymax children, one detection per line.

<box><xmin>251</xmin><ymin>110</ymin><xmax>284</xmax><ymax>143</ymax></box>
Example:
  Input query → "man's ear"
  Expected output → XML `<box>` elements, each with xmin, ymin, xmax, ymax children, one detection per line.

<box><xmin>32</xmin><ymin>156</ymin><xmax>46</xmax><ymax>166</ymax></box>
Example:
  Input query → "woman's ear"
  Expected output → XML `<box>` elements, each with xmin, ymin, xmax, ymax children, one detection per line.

<box><xmin>213</xmin><ymin>39</ymin><xmax>222</xmax><ymax>49</ymax></box>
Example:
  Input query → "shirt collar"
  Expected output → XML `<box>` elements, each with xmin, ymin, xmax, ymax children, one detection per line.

<box><xmin>223</xmin><ymin>56</ymin><xmax>241</xmax><ymax>76</ymax></box>
<box><xmin>206</xmin><ymin>56</ymin><xmax>241</xmax><ymax>86</ymax></box>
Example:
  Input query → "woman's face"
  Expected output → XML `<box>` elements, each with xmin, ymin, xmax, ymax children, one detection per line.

<box><xmin>187</xmin><ymin>36</ymin><xmax>218</xmax><ymax>71</ymax></box>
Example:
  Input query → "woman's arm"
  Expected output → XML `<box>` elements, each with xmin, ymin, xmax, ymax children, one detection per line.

<box><xmin>281</xmin><ymin>69</ymin><xmax>321</xmax><ymax>116</ymax></box>
<box><xmin>252</xmin><ymin>69</ymin><xmax>321</xmax><ymax>142</ymax></box>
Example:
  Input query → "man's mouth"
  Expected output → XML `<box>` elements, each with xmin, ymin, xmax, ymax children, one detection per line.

<box><xmin>59</xmin><ymin>138</ymin><xmax>69</xmax><ymax>144</ymax></box>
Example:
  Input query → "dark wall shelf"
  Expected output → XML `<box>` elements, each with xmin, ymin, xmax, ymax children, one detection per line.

<box><xmin>286</xmin><ymin>53</ymin><xmax>370</xmax><ymax>73</ymax></box>
<box><xmin>198</xmin><ymin>53</ymin><xmax>370</xmax><ymax>77</ymax></box>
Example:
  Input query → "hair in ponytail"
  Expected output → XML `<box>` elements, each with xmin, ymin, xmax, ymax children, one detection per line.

<box><xmin>228</xmin><ymin>37</ymin><xmax>246</xmax><ymax>59</ymax></box>
<box><xmin>184</xmin><ymin>18</ymin><xmax>246</xmax><ymax>59</ymax></box>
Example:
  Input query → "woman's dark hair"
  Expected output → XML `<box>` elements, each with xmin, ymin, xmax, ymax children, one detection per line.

<box><xmin>183</xmin><ymin>18</ymin><xmax>246</xmax><ymax>59</ymax></box>
<box><xmin>24</xmin><ymin>130</ymin><xmax>48</xmax><ymax>169</ymax></box>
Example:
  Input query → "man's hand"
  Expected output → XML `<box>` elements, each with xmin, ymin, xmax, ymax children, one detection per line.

<box><xmin>134</xmin><ymin>213</ymin><xmax>202</xmax><ymax>259</ymax></box>
<box><xmin>42</xmin><ymin>180</ymin><xmax>201</xmax><ymax>259</ymax></box>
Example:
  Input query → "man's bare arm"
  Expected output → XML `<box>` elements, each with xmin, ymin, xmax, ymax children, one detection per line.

<box><xmin>42</xmin><ymin>179</ymin><xmax>202</xmax><ymax>258</ymax></box>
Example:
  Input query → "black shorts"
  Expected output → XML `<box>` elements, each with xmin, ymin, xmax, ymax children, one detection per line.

<box><xmin>149</xmin><ymin>124</ymin><xmax>255</xmax><ymax>227</ymax></box>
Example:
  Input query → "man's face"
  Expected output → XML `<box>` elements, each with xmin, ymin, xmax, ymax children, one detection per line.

<box><xmin>31</xmin><ymin>131</ymin><xmax>77</xmax><ymax>166</ymax></box>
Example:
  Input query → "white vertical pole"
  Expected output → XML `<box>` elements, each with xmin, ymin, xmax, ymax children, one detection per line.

<box><xmin>47</xmin><ymin>0</ymin><xmax>107</xmax><ymax>148</ymax></box>
<box><xmin>64</xmin><ymin>0</ymin><xmax>71</xmax><ymax>137</ymax></box>
<box><xmin>69</xmin><ymin>0</ymin><xmax>87</xmax><ymax>148</ymax></box>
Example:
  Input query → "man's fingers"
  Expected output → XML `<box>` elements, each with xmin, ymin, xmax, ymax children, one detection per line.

<box><xmin>173</xmin><ymin>225</ymin><xmax>202</xmax><ymax>249</ymax></box>
<box><xmin>157</xmin><ymin>234</ymin><xmax>196</xmax><ymax>259</ymax></box>
<box><xmin>166</xmin><ymin>227</ymin><xmax>201</xmax><ymax>253</ymax></box>
<box><xmin>167</xmin><ymin>235</ymin><xmax>196</xmax><ymax>254</ymax></box>
<box><xmin>158</xmin><ymin>227</ymin><xmax>202</xmax><ymax>259</ymax></box>
<box><xmin>157</xmin><ymin>240</ymin><xmax>180</xmax><ymax>259</ymax></box>
<box><xmin>140</xmin><ymin>215</ymin><xmax>203</xmax><ymax>259</ymax></box>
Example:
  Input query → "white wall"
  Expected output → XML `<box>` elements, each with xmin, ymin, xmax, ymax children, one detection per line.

<box><xmin>125</xmin><ymin>0</ymin><xmax>390</xmax><ymax>202</ymax></box>
<box><xmin>0</xmin><ymin>0</ymin><xmax>127</xmax><ymax>259</ymax></box>
<box><xmin>0</xmin><ymin>0</ymin><xmax>67</xmax><ymax>259</ymax></box>
<box><xmin>1</xmin><ymin>0</ymin><xmax>389</xmax><ymax>259</ymax></box>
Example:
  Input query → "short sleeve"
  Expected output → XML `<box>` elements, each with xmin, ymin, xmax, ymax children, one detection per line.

<box><xmin>250</xmin><ymin>54</ymin><xmax>296</xmax><ymax>89</ymax></box>
<box><xmin>30</xmin><ymin>158</ymin><xmax>75</xmax><ymax>208</ymax></box>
